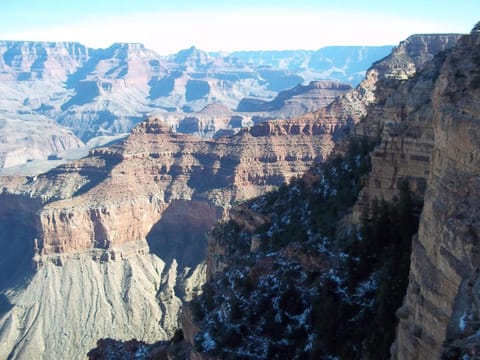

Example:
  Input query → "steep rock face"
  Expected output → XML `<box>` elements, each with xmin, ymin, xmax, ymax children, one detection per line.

<box><xmin>393</xmin><ymin>27</ymin><xmax>480</xmax><ymax>359</ymax></box>
<box><xmin>351</xmin><ymin>34</ymin><xmax>462</xmax><ymax>222</ymax></box>
<box><xmin>355</xmin><ymin>33</ymin><xmax>461</xmax><ymax>139</ymax></box>
<box><xmin>0</xmin><ymin>41</ymin><xmax>392</xmax><ymax>168</ymax></box>
<box><xmin>0</xmin><ymin>41</ymin><xmax>90</xmax><ymax>81</ymax></box>
<box><xmin>0</xmin><ymin>114</ymin><xmax>336</xmax><ymax>359</ymax></box>
<box><xmin>237</xmin><ymin>81</ymin><xmax>351</xmax><ymax>117</ymax></box>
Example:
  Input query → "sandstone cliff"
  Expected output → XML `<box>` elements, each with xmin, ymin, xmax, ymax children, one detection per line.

<box><xmin>0</xmin><ymin>41</ymin><xmax>392</xmax><ymax>169</ymax></box>
<box><xmin>0</xmin><ymin>113</ymin><xmax>337</xmax><ymax>359</ymax></box>
<box><xmin>237</xmin><ymin>80</ymin><xmax>351</xmax><ymax>117</ymax></box>
<box><xmin>392</xmin><ymin>26</ymin><xmax>480</xmax><ymax>359</ymax></box>
<box><xmin>352</xmin><ymin>33</ymin><xmax>462</xmax><ymax>221</ymax></box>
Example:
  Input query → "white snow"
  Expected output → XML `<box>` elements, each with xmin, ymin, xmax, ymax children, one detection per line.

<box><xmin>202</xmin><ymin>332</ymin><xmax>216</xmax><ymax>352</ymax></box>
<box><xmin>459</xmin><ymin>312</ymin><xmax>467</xmax><ymax>332</ymax></box>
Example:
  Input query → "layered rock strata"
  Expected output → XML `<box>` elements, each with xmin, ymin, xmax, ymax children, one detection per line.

<box><xmin>0</xmin><ymin>41</ymin><xmax>391</xmax><ymax>151</ymax></box>
<box><xmin>237</xmin><ymin>80</ymin><xmax>351</xmax><ymax>117</ymax></box>
<box><xmin>170</xmin><ymin>32</ymin><xmax>468</xmax><ymax>359</ymax></box>
<box><xmin>393</xmin><ymin>26</ymin><xmax>480</xmax><ymax>359</ymax></box>
<box><xmin>0</xmin><ymin>114</ymin><xmax>336</xmax><ymax>359</ymax></box>
<box><xmin>351</xmin><ymin>33</ymin><xmax>462</xmax><ymax>221</ymax></box>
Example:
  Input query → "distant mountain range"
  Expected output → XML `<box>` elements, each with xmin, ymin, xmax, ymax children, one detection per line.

<box><xmin>0</xmin><ymin>41</ymin><xmax>392</xmax><ymax>169</ymax></box>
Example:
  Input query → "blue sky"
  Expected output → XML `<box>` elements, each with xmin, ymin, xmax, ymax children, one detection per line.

<box><xmin>0</xmin><ymin>0</ymin><xmax>477</xmax><ymax>54</ymax></box>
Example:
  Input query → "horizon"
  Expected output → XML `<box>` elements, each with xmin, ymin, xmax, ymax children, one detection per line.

<box><xmin>0</xmin><ymin>1</ymin><xmax>478</xmax><ymax>55</ymax></box>
<box><xmin>0</xmin><ymin>40</ymin><xmax>399</xmax><ymax>55</ymax></box>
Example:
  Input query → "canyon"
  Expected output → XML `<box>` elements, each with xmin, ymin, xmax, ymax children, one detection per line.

<box><xmin>0</xmin><ymin>41</ymin><xmax>389</xmax><ymax>170</ymax></box>
<box><xmin>194</xmin><ymin>27</ymin><xmax>480</xmax><ymax>359</ymax></box>
<box><xmin>0</xmin><ymin>24</ymin><xmax>478</xmax><ymax>359</ymax></box>
<box><xmin>0</xmin><ymin>112</ymin><xmax>341</xmax><ymax>358</ymax></box>
<box><xmin>174</xmin><ymin>31</ymin><xmax>467</xmax><ymax>359</ymax></box>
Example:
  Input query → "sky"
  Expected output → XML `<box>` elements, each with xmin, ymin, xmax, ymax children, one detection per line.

<box><xmin>0</xmin><ymin>0</ymin><xmax>478</xmax><ymax>55</ymax></box>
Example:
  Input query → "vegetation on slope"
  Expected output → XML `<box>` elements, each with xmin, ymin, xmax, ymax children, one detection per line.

<box><xmin>189</xmin><ymin>137</ymin><xmax>421</xmax><ymax>359</ymax></box>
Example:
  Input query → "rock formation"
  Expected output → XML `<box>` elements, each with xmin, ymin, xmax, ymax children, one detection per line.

<box><xmin>352</xmin><ymin>33</ymin><xmax>462</xmax><ymax>220</ymax></box>
<box><xmin>237</xmin><ymin>80</ymin><xmax>351</xmax><ymax>116</ymax></box>
<box><xmin>0</xmin><ymin>41</ymin><xmax>392</xmax><ymax>169</ymax></box>
<box><xmin>167</xmin><ymin>32</ymin><xmax>469</xmax><ymax>359</ymax></box>
<box><xmin>392</xmin><ymin>26</ymin><xmax>480</xmax><ymax>359</ymax></box>
<box><xmin>0</xmin><ymin>112</ymin><xmax>337</xmax><ymax>359</ymax></box>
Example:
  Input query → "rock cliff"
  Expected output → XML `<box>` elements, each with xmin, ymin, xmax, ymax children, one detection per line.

<box><xmin>171</xmin><ymin>32</ymin><xmax>473</xmax><ymax>360</ymax></box>
<box><xmin>352</xmin><ymin>33</ymin><xmax>462</xmax><ymax>220</ymax></box>
<box><xmin>0</xmin><ymin>113</ymin><xmax>337</xmax><ymax>359</ymax></box>
<box><xmin>237</xmin><ymin>80</ymin><xmax>351</xmax><ymax>117</ymax></box>
<box><xmin>392</xmin><ymin>26</ymin><xmax>480</xmax><ymax>359</ymax></box>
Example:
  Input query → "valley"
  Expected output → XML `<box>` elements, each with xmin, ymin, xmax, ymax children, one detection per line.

<box><xmin>0</xmin><ymin>22</ymin><xmax>478</xmax><ymax>360</ymax></box>
<box><xmin>0</xmin><ymin>41</ymin><xmax>390</xmax><ymax>172</ymax></box>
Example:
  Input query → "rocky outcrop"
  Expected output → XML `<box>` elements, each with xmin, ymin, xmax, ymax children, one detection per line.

<box><xmin>392</xmin><ymin>27</ymin><xmax>480</xmax><ymax>359</ymax></box>
<box><xmin>237</xmin><ymin>81</ymin><xmax>351</xmax><ymax>117</ymax></box>
<box><xmin>350</xmin><ymin>33</ymin><xmax>462</xmax><ymax>222</ymax></box>
<box><xmin>0</xmin><ymin>42</ymin><xmax>391</xmax><ymax>134</ymax></box>
<box><xmin>0</xmin><ymin>112</ymin><xmax>337</xmax><ymax>359</ymax></box>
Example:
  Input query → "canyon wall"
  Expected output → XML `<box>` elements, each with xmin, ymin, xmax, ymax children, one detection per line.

<box><xmin>326</xmin><ymin>28</ymin><xmax>480</xmax><ymax>359</ymax></box>
<box><xmin>168</xmin><ymin>32</ymin><xmax>466</xmax><ymax>360</ymax></box>
<box><xmin>352</xmin><ymin>33</ymin><xmax>462</xmax><ymax>221</ymax></box>
<box><xmin>0</xmin><ymin>29</ymin><xmax>472</xmax><ymax>359</ymax></box>
<box><xmin>0</xmin><ymin>113</ymin><xmax>337</xmax><ymax>359</ymax></box>
<box><xmin>393</xmin><ymin>26</ymin><xmax>480</xmax><ymax>359</ymax></box>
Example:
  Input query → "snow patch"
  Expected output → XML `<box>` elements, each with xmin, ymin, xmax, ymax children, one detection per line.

<box><xmin>459</xmin><ymin>312</ymin><xmax>467</xmax><ymax>332</ymax></box>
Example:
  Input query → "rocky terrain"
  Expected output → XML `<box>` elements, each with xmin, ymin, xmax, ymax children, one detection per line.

<box><xmin>0</xmin><ymin>112</ymin><xmax>339</xmax><ymax>358</ymax></box>
<box><xmin>161</xmin><ymin>30</ymin><xmax>475</xmax><ymax>360</ymax></box>
<box><xmin>237</xmin><ymin>80</ymin><xmax>351</xmax><ymax>117</ymax></box>
<box><xmin>228</xmin><ymin>46</ymin><xmax>394</xmax><ymax>86</ymax></box>
<box><xmin>0</xmin><ymin>41</ymin><xmax>390</xmax><ymax>169</ymax></box>
<box><xmin>393</xmin><ymin>25</ymin><xmax>480</xmax><ymax>359</ymax></box>
<box><xmin>0</xmin><ymin>25</ymin><xmax>475</xmax><ymax>359</ymax></box>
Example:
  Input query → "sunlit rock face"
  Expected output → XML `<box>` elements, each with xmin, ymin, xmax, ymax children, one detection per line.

<box><xmin>0</xmin><ymin>41</ymin><xmax>391</xmax><ymax>169</ymax></box>
<box><xmin>350</xmin><ymin>33</ymin><xmax>462</xmax><ymax>222</ymax></box>
<box><xmin>0</xmin><ymin>107</ymin><xmax>340</xmax><ymax>358</ymax></box>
